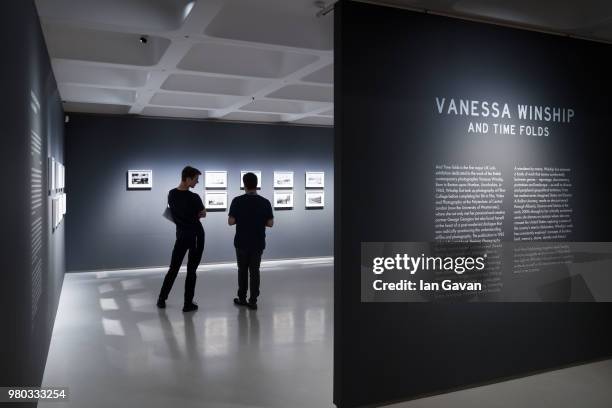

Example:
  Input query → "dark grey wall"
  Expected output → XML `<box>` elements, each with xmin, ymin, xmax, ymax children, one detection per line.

<box><xmin>335</xmin><ymin>2</ymin><xmax>612</xmax><ymax>407</ymax></box>
<box><xmin>0</xmin><ymin>0</ymin><xmax>65</xmax><ymax>399</ymax></box>
<box><xmin>65</xmin><ymin>114</ymin><xmax>333</xmax><ymax>272</ymax></box>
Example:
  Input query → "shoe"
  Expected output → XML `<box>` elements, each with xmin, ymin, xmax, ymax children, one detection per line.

<box><xmin>182</xmin><ymin>302</ymin><xmax>199</xmax><ymax>312</ymax></box>
<box><xmin>246</xmin><ymin>301</ymin><xmax>258</xmax><ymax>310</ymax></box>
<box><xmin>156</xmin><ymin>299</ymin><xmax>166</xmax><ymax>308</ymax></box>
<box><xmin>233</xmin><ymin>298</ymin><xmax>248</xmax><ymax>306</ymax></box>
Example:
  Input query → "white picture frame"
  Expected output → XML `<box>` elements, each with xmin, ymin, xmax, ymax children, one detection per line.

<box><xmin>305</xmin><ymin>171</ymin><xmax>325</xmax><ymax>188</ymax></box>
<box><xmin>306</xmin><ymin>191</ymin><xmax>325</xmax><ymax>208</ymax></box>
<box><xmin>52</xmin><ymin>198</ymin><xmax>57</xmax><ymax>229</ymax></box>
<box><xmin>52</xmin><ymin>197</ymin><xmax>62</xmax><ymax>229</ymax></box>
<box><xmin>240</xmin><ymin>170</ymin><xmax>262</xmax><ymax>189</ymax></box>
<box><xmin>57</xmin><ymin>163</ymin><xmax>65</xmax><ymax>190</ymax></box>
<box><xmin>48</xmin><ymin>157</ymin><xmax>56</xmax><ymax>193</ymax></box>
<box><xmin>205</xmin><ymin>191</ymin><xmax>228</xmax><ymax>210</ymax></box>
<box><xmin>274</xmin><ymin>171</ymin><xmax>294</xmax><ymax>189</ymax></box>
<box><xmin>127</xmin><ymin>170</ymin><xmax>153</xmax><ymax>189</ymax></box>
<box><xmin>274</xmin><ymin>191</ymin><xmax>294</xmax><ymax>209</ymax></box>
<box><xmin>54</xmin><ymin>160</ymin><xmax>62</xmax><ymax>190</ymax></box>
<box><xmin>205</xmin><ymin>171</ymin><xmax>227</xmax><ymax>189</ymax></box>
<box><xmin>60</xmin><ymin>194</ymin><xmax>67</xmax><ymax>218</ymax></box>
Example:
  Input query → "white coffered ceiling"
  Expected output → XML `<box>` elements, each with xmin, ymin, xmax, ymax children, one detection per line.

<box><xmin>35</xmin><ymin>0</ymin><xmax>612</xmax><ymax>126</ymax></box>
<box><xmin>35</xmin><ymin>0</ymin><xmax>334</xmax><ymax>126</ymax></box>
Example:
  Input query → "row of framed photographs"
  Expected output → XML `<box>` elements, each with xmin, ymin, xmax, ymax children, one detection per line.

<box><xmin>206</xmin><ymin>171</ymin><xmax>324</xmax><ymax>189</ymax></box>
<box><xmin>126</xmin><ymin>170</ymin><xmax>325</xmax><ymax>190</ymax></box>
<box><xmin>205</xmin><ymin>190</ymin><xmax>325</xmax><ymax>210</ymax></box>
<box><xmin>49</xmin><ymin>157</ymin><xmax>66</xmax><ymax>193</ymax></box>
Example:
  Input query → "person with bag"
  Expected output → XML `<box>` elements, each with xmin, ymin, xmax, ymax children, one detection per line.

<box><xmin>157</xmin><ymin>166</ymin><xmax>206</xmax><ymax>312</ymax></box>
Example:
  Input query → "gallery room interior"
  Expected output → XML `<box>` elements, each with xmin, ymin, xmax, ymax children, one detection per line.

<box><xmin>1</xmin><ymin>1</ymin><xmax>611</xmax><ymax>407</ymax></box>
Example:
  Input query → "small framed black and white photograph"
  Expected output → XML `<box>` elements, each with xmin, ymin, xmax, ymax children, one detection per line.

<box><xmin>54</xmin><ymin>160</ymin><xmax>62</xmax><ymax>191</ymax></box>
<box><xmin>61</xmin><ymin>193</ymin><xmax>67</xmax><ymax>216</ymax></box>
<box><xmin>274</xmin><ymin>171</ymin><xmax>294</xmax><ymax>189</ymax></box>
<box><xmin>57</xmin><ymin>162</ymin><xmax>65</xmax><ymax>190</ymax></box>
<box><xmin>305</xmin><ymin>171</ymin><xmax>324</xmax><ymax>188</ymax></box>
<box><xmin>205</xmin><ymin>171</ymin><xmax>227</xmax><ymax>189</ymax></box>
<box><xmin>306</xmin><ymin>191</ymin><xmax>325</xmax><ymax>208</ymax></box>
<box><xmin>240</xmin><ymin>170</ymin><xmax>262</xmax><ymax>189</ymax></box>
<box><xmin>48</xmin><ymin>157</ymin><xmax>56</xmax><ymax>194</ymax></box>
<box><xmin>127</xmin><ymin>170</ymin><xmax>153</xmax><ymax>189</ymax></box>
<box><xmin>205</xmin><ymin>191</ymin><xmax>228</xmax><ymax>210</ymax></box>
<box><xmin>274</xmin><ymin>191</ymin><xmax>294</xmax><ymax>209</ymax></box>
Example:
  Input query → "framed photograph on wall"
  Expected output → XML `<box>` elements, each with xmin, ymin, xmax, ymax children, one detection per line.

<box><xmin>274</xmin><ymin>171</ymin><xmax>294</xmax><ymax>189</ymax></box>
<box><xmin>274</xmin><ymin>191</ymin><xmax>294</xmax><ymax>209</ymax></box>
<box><xmin>61</xmin><ymin>193</ymin><xmax>67</xmax><ymax>216</ymax></box>
<box><xmin>127</xmin><ymin>170</ymin><xmax>153</xmax><ymax>189</ymax></box>
<box><xmin>57</xmin><ymin>163</ymin><xmax>65</xmax><ymax>190</ymax></box>
<box><xmin>205</xmin><ymin>171</ymin><xmax>227</xmax><ymax>189</ymax></box>
<box><xmin>305</xmin><ymin>171</ymin><xmax>325</xmax><ymax>188</ymax></box>
<box><xmin>54</xmin><ymin>160</ymin><xmax>62</xmax><ymax>191</ymax></box>
<box><xmin>240</xmin><ymin>170</ymin><xmax>262</xmax><ymax>189</ymax></box>
<box><xmin>48</xmin><ymin>157</ymin><xmax>56</xmax><ymax>194</ymax></box>
<box><xmin>306</xmin><ymin>191</ymin><xmax>325</xmax><ymax>208</ymax></box>
<box><xmin>52</xmin><ymin>197</ymin><xmax>63</xmax><ymax>229</ymax></box>
<box><xmin>205</xmin><ymin>191</ymin><xmax>228</xmax><ymax>210</ymax></box>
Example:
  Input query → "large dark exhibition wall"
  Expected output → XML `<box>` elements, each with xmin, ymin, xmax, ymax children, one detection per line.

<box><xmin>334</xmin><ymin>1</ymin><xmax>612</xmax><ymax>407</ymax></box>
<box><xmin>65</xmin><ymin>114</ymin><xmax>333</xmax><ymax>272</ymax></box>
<box><xmin>0</xmin><ymin>0</ymin><xmax>65</xmax><ymax>400</ymax></box>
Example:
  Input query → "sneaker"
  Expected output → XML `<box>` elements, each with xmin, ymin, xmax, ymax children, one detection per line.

<box><xmin>246</xmin><ymin>301</ymin><xmax>258</xmax><ymax>310</ymax></box>
<box><xmin>156</xmin><ymin>299</ymin><xmax>166</xmax><ymax>308</ymax></box>
<box><xmin>233</xmin><ymin>298</ymin><xmax>248</xmax><ymax>306</ymax></box>
<box><xmin>182</xmin><ymin>302</ymin><xmax>199</xmax><ymax>312</ymax></box>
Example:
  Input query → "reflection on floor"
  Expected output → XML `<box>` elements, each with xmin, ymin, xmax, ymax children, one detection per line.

<box><xmin>386</xmin><ymin>358</ymin><xmax>612</xmax><ymax>408</ymax></box>
<box><xmin>40</xmin><ymin>257</ymin><xmax>334</xmax><ymax>408</ymax></box>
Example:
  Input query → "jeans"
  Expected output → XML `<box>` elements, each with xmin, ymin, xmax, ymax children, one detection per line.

<box><xmin>236</xmin><ymin>248</ymin><xmax>263</xmax><ymax>303</ymax></box>
<box><xmin>159</xmin><ymin>228</ymin><xmax>204</xmax><ymax>304</ymax></box>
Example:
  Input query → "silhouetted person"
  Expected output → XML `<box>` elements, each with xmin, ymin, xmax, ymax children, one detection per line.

<box><xmin>228</xmin><ymin>172</ymin><xmax>274</xmax><ymax>310</ymax></box>
<box><xmin>158</xmin><ymin>166</ymin><xmax>206</xmax><ymax>312</ymax></box>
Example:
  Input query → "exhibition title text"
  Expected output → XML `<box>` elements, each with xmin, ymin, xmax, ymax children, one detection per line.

<box><xmin>435</xmin><ymin>97</ymin><xmax>575</xmax><ymax>137</ymax></box>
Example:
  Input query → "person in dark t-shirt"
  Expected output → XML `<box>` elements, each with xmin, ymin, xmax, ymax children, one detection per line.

<box><xmin>228</xmin><ymin>172</ymin><xmax>274</xmax><ymax>309</ymax></box>
<box><xmin>157</xmin><ymin>166</ymin><xmax>206</xmax><ymax>312</ymax></box>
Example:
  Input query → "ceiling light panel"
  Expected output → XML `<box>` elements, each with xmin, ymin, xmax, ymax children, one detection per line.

<box><xmin>161</xmin><ymin>74</ymin><xmax>273</xmax><ymax>96</ymax></box>
<box><xmin>204</xmin><ymin>0</ymin><xmax>333</xmax><ymax>50</ymax></box>
<box><xmin>53</xmin><ymin>60</ymin><xmax>149</xmax><ymax>88</ymax></box>
<box><xmin>59</xmin><ymin>84</ymin><xmax>137</xmax><ymax>105</ymax></box>
<box><xmin>301</xmin><ymin>64</ymin><xmax>333</xmax><ymax>84</ymax></box>
<box><xmin>141</xmin><ymin>106</ymin><xmax>211</xmax><ymax>119</ymax></box>
<box><xmin>44</xmin><ymin>24</ymin><xmax>170</xmax><ymax>66</ymax></box>
<box><xmin>150</xmin><ymin>92</ymin><xmax>243</xmax><ymax>109</ymax></box>
<box><xmin>266</xmin><ymin>84</ymin><xmax>333</xmax><ymax>103</ymax></box>
<box><xmin>240</xmin><ymin>99</ymin><xmax>328</xmax><ymax>115</ymax></box>
<box><xmin>291</xmin><ymin>116</ymin><xmax>334</xmax><ymax>126</ymax></box>
<box><xmin>222</xmin><ymin>112</ymin><xmax>284</xmax><ymax>123</ymax></box>
<box><xmin>62</xmin><ymin>102</ymin><xmax>131</xmax><ymax>115</ymax></box>
<box><xmin>35</xmin><ymin>0</ymin><xmax>195</xmax><ymax>31</ymax></box>
<box><xmin>178</xmin><ymin>42</ymin><xmax>319</xmax><ymax>78</ymax></box>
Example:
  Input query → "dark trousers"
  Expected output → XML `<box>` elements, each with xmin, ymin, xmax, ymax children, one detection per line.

<box><xmin>236</xmin><ymin>248</ymin><xmax>263</xmax><ymax>303</ymax></box>
<box><xmin>159</xmin><ymin>228</ymin><xmax>204</xmax><ymax>304</ymax></box>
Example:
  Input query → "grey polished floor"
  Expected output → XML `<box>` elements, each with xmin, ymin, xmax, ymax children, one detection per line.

<box><xmin>40</xmin><ymin>258</ymin><xmax>334</xmax><ymax>408</ymax></box>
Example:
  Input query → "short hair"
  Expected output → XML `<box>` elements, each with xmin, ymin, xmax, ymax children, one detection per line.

<box><xmin>243</xmin><ymin>172</ymin><xmax>258</xmax><ymax>190</ymax></box>
<box><xmin>181</xmin><ymin>166</ymin><xmax>201</xmax><ymax>181</ymax></box>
